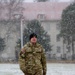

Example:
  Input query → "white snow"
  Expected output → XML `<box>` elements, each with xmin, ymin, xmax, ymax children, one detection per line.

<box><xmin>0</xmin><ymin>63</ymin><xmax>75</xmax><ymax>75</ymax></box>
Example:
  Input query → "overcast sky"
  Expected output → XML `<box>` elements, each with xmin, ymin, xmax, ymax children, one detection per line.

<box><xmin>25</xmin><ymin>0</ymin><xmax>71</xmax><ymax>2</ymax></box>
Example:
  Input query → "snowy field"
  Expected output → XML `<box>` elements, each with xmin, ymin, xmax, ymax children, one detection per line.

<box><xmin>0</xmin><ymin>63</ymin><xmax>75</xmax><ymax>75</ymax></box>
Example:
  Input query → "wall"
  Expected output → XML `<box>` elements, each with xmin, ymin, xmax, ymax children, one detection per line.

<box><xmin>0</xmin><ymin>21</ymin><xmax>20</xmax><ymax>60</ymax></box>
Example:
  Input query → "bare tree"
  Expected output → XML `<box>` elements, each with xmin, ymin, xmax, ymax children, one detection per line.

<box><xmin>34</xmin><ymin>0</ymin><xmax>49</xmax><ymax>2</ymax></box>
<box><xmin>49</xmin><ymin>0</ymin><xmax>59</xmax><ymax>2</ymax></box>
<box><xmin>34</xmin><ymin>0</ymin><xmax>59</xmax><ymax>2</ymax></box>
<box><xmin>0</xmin><ymin>0</ymin><xmax>5</xmax><ymax>20</ymax></box>
<box><xmin>71</xmin><ymin>0</ymin><xmax>75</xmax><ymax>2</ymax></box>
<box><xmin>0</xmin><ymin>0</ymin><xmax>24</xmax><ymax>20</ymax></box>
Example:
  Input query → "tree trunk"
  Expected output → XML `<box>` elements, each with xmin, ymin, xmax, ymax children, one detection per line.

<box><xmin>72</xmin><ymin>37</ymin><xmax>74</xmax><ymax>60</ymax></box>
<box><xmin>62</xmin><ymin>38</ymin><xmax>65</xmax><ymax>60</ymax></box>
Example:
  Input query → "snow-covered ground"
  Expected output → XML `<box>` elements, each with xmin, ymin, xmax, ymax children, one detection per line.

<box><xmin>0</xmin><ymin>63</ymin><xmax>75</xmax><ymax>75</ymax></box>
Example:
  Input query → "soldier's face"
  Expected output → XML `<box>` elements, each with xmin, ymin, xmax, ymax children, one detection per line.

<box><xmin>30</xmin><ymin>36</ymin><xmax>37</xmax><ymax>43</ymax></box>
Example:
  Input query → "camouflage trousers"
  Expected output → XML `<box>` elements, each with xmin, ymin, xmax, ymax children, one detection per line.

<box><xmin>24</xmin><ymin>69</ymin><xmax>43</xmax><ymax>75</ymax></box>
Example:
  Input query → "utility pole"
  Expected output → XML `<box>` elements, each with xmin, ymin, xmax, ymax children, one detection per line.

<box><xmin>21</xmin><ymin>18</ymin><xmax>23</xmax><ymax>48</ymax></box>
<box><xmin>14</xmin><ymin>13</ymin><xmax>24</xmax><ymax>49</ymax></box>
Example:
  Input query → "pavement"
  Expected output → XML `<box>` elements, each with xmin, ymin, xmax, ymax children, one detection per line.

<box><xmin>0</xmin><ymin>63</ymin><xmax>75</xmax><ymax>75</ymax></box>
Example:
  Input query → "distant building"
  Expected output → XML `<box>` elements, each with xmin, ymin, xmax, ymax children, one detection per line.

<box><xmin>0</xmin><ymin>2</ymin><xmax>71</xmax><ymax>60</ymax></box>
<box><xmin>22</xmin><ymin>2</ymin><xmax>71</xmax><ymax>60</ymax></box>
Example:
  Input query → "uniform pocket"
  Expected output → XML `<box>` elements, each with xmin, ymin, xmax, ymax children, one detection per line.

<box><xmin>25</xmin><ymin>48</ymin><xmax>32</xmax><ymax>53</ymax></box>
<box><xmin>25</xmin><ymin>65</ymin><xmax>33</xmax><ymax>74</ymax></box>
<box><xmin>35</xmin><ymin>48</ymin><xmax>42</xmax><ymax>53</ymax></box>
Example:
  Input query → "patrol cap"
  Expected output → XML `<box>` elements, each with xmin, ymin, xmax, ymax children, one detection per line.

<box><xmin>29</xmin><ymin>33</ymin><xmax>37</xmax><ymax>40</ymax></box>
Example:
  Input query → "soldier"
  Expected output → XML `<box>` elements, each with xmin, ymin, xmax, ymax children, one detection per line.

<box><xmin>19</xmin><ymin>33</ymin><xmax>47</xmax><ymax>75</ymax></box>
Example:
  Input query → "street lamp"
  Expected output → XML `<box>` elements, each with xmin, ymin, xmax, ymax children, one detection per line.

<box><xmin>21</xmin><ymin>18</ymin><xmax>23</xmax><ymax>48</ymax></box>
<box><xmin>13</xmin><ymin>14</ymin><xmax>24</xmax><ymax>49</ymax></box>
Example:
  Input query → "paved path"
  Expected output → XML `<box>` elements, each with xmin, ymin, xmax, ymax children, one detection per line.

<box><xmin>0</xmin><ymin>63</ymin><xmax>75</xmax><ymax>75</ymax></box>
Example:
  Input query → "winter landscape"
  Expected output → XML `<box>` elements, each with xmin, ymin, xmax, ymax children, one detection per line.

<box><xmin>0</xmin><ymin>63</ymin><xmax>75</xmax><ymax>75</ymax></box>
<box><xmin>0</xmin><ymin>1</ymin><xmax>75</xmax><ymax>75</ymax></box>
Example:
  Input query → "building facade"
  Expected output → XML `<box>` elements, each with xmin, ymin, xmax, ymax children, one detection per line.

<box><xmin>0</xmin><ymin>2</ymin><xmax>72</xmax><ymax>61</ymax></box>
<box><xmin>22</xmin><ymin>2</ymin><xmax>71</xmax><ymax>60</ymax></box>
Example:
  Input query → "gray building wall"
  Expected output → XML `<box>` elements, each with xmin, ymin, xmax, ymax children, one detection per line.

<box><xmin>0</xmin><ymin>21</ymin><xmax>20</xmax><ymax>60</ymax></box>
<box><xmin>41</xmin><ymin>20</ymin><xmax>73</xmax><ymax>60</ymax></box>
<box><xmin>0</xmin><ymin>20</ymin><xmax>73</xmax><ymax>61</ymax></box>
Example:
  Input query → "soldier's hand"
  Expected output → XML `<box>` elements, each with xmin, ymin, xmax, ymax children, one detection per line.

<box><xmin>21</xmin><ymin>48</ymin><xmax>25</xmax><ymax>53</ymax></box>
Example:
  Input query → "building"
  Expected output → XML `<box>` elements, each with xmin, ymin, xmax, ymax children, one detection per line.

<box><xmin>22</xmin><ymin>2</ymin><xmax>71</xmax><ymax>60</ymax></box>
<box><xmin>0</xmin><ymin>2</ymin><xmax>71</xmax><ymax>61</ymax></box>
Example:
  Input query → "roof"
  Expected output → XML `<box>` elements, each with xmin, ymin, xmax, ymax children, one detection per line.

<box><xmin>23</xmin><ymin>2</ymin><xmax>70</xmax><ymax>21</ymax></box>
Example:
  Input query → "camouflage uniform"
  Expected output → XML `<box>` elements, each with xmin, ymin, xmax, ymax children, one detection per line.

<box><xmin>19</xmin><ymin>42</ymin><xmax>47</xmax><ymax>75</ymax></box>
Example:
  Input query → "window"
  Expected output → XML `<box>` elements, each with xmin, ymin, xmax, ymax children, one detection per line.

<box><xmin>56</xmin><ymin>34</ymin><xmax>60</xmax><ymax>42</ymax></box>
<box><xmin>66</xmin><ymin>45</ymin><xmax>71</xmax><ymax>52</ymax></box>
<box><xmin>37</xmin><ymin>14</ymin><xmax>46</xmax><ymax>20</ymax></box>
<box><xmin>57</xmin><ymin>46</ymin><xmax>61</xmax><ymax>53</ymax></box>
<box><xmin>56</xmin><ymin>23</ymin><xmax>61</xmax><ymax>30</ymax></box>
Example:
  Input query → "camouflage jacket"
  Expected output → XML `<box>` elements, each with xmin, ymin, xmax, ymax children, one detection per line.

<box><xmin>19</xmin><ymin>42</ymin><xmax>46</xmax><ymax>74</ymax></box>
